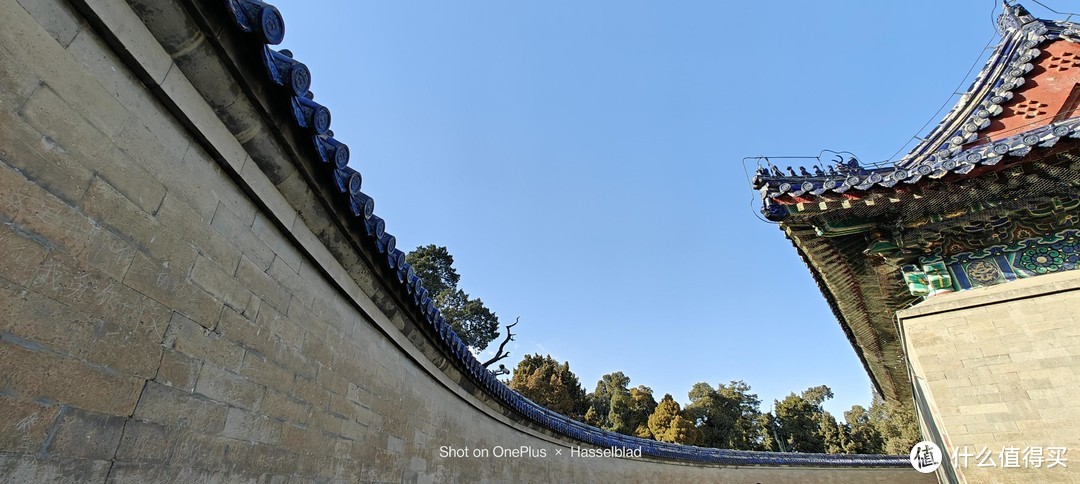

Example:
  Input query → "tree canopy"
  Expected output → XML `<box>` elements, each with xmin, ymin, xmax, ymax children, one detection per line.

<box><xmin>406</xmin><ymin>245</ymin><xmax>500</xmax><ymax>349</ymax></box>
<box><xmin>502</xmin><ymin>358</ymin><xmax>921</xmax><ymax>454</ymax></box>
<box><xmin>647</xmin><ymin>394</ymin><xmax>702</xmax><ymax>445</ymax></box>
<box><xmin>584</xmin><ymin>372</ymin><xmax>657</xmax><ymax>437</ymax></box>
<box><xmin>507</xmin><ymin>354</ymin><xmax>589</xmax><ymax>419</ymax></box>
<box><xmin>685</xmin><ymin>380</ymin><xmax>767</xmax><ymax>450</ymax></box>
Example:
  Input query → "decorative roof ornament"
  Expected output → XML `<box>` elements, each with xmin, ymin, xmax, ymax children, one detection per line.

<box><xmin>998</xmin><ymin>1</ymin><xmax>1038</xmax><ymax>33</ymax></box>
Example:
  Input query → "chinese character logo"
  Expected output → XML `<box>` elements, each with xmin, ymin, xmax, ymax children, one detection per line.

<box><xmin>910</xmin><ymin>441</ymin><xmax>943</xmax><ymax>473</ymax></box>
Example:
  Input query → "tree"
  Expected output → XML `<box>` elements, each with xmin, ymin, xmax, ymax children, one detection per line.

<box><xmin>585</xmin><ymin>372</ymin><xmax>630</xmax><ymax>430</ymax></box>
<box><xmin>869</xmin><ymin>398</ymin><xmax>921</xmax><ymax>455</ymax></box>
<box><xmin>481</xmin><ymin>317</ymin><xmax>519</xmax><ymax>372</ymax></box>
<box><xmin>406</xmin><ymin>245</ymin><xmax>500</xmax><ymax>350</ymax></box>
<box><xmin>647</xmin><ymin>394</ymin><xmax>702</xmax><ymax>445</ymax></box>
<box><xmin>406</xmin><ymin>245</ymin><xmax>458</xmax><ymax>295</ymax></box>
<box><xmin>685</xmin><ymin>380</ymin><xmax>766</xmax><ymax>450</ymax></box>
<box><xmin>607</xmin><ymin>390</ymin><xmax>634</xmax><ymax>434</ymax></box>
<box><xmin>507</xmin><ymin>354</ymin><xmax>588</xmax><ymax>419</ymax></box>
<box><xmin>818</xmin><ymin>411</ymin><xmax>846</xmax><ymax>454</ymax></box>
<box><xmin>584</xmin><ymin>373</ymin><xmax>657</xmax><ymax>437</ymax></box>
<box><xmin>843</xmin><ymin>404</ymin><xmax>884</xmax><ymax>454</ymax></box>
<box><xmin>771</xmin><ymin>385</ymin><xmax>838</xmax><ymax>453</ymax></box>
<box><xmin>627</xmin><ymin>385</ymin><xmax>658</xmax><ymax>437</ymax></box>
<box><xmin>664</xmin><ymin>415</ymin><xmax>702</xmax><ymax>446</ymax></box>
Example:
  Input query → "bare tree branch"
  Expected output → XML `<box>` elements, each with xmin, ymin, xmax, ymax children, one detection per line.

<box><xmin>482</xmin><ymin>317</ymin><xmax>519</xmax><ymax>368</ymax></box>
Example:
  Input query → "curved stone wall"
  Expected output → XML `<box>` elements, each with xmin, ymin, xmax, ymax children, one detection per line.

<box><xmin>0</xmin><ymin>0</ymin><xmax>929</xmax><ymax>481</ymax></box>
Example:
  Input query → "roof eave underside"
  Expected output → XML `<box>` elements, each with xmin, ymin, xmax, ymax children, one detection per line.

<box><xmin>783</xmin><ymin>226</ymin><xmax>913</xmax><ymax>403</ymax></box>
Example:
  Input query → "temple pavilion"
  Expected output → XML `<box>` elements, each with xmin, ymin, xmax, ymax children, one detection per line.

<box><xmin>752</xmin><ymin>3</ymin><xmax>1080</xmax><ymax>404</ymax></box>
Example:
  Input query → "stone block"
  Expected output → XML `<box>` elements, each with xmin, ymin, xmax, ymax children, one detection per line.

<box><xmin>132</xmin><ymin>381</ymin><xmax>226</xmax><ymax>434</ymax></box>
<box><xmin>251</xmin><ymin>212</ymin><xmax>303</xmax><ymax>271</ymax></box>
<box><xmin>0</xmin><ymin>453</ymin><xmax>110</xmax><ymax>483</ymax></box>
<box><xmin>114</xmin><ymin>419</ymin><xmax>175</xmax><ymax>464</ymax></box>
<box><xmin>123</xmin><ymin>251</ymin><xmax>221</xmax><ymax>328</ymax></box>
<box><xmin>168</xmin><ymin>430</ymin><xmax>230</xmax><ymax>470</ymax></box>
<box><xmin>0</xmin><ymin>110</ymin><xmax>95</xmax><ymax>206</ymax></box>
<box><xmin>82</xmin><ymin>177</ymin><xmax>195</xmax><ymax>269</ymax></box>
<box><xmin>963</xmin><ymin>354</ymin><xmax>1010</xmax><ymax>369</ymax></box>
<box><xmin>194</xmin><ymin>363</ymin><xmax>265</xmax><ymax>411</ymax></box>
<box><xmin>302</xmin><ymin>333</ymin><xmax>335</xmax><ymax>370</ymax></box>
<box><xmin>280</xmin><ymin>423</ymin><xmax>320</xmax><ymax>451</ymax></box>
<box><xmin>239</xmin><ymin>351</ymin><xmax>293</xmax><ymax>393</ymax></box>
<box><xmin>0</xmin><ymin>44</ymin><xmax>41</xmax><ymax>111</ymax></box>
<box><xmin>309</xmin><ymin>410</ymin><xmax>344</xmax><ymax>437</ymax></box>
<box><xmin>15</xmin><ymin>87</ymin><xmax>114</xmax><ymax>172</ymax></box>
<box><xmin>29</xmin><ymin>248</ymin><xmax>170</xmax><ymax>337</ymax></box>
<box><xmin>0</xmin><ymin>221</ymin><xmax>49</xmax><ymax>287</ymax></box>
<box><xmin>1</xmin><ymin>0</ymin><xmax>129</xmax><ymax>136</ymax></box>
<box><xmin>289</xmin><ymin>376</ymin><xmax>329</xmax><ymax>413</ymax></box>
<box><xmin>326</xmin><ymin>393</ymin><xmax>357</xmax><ymax>422</ymax></box>
<box><xmin>317</xmin><ymin>366</ymin><xmax>349</xmax><ymax>399</ymax></box>
<box><xmin>0</xmin><ymin>339</ymin><xmax>144</xmax><ymax>416</ymax></box>
<box><xmin>235</xmin><ymin>255</ymin><xmax>291</xmax><ymax>313</ymax></box>
<box><xmin>63</xmin><ymin>27</ymin><xmax>162</xmax><ymax>124</ymax></box>
<box><xmin>286</xmin><ymin>299</ymin><xmax>328</xmax><ymax>345</ymax></box>
<box><xmin>272</xmin><ymin>339</ymin><xmax>317</xmax><ymax>381</ymax></box>
<box><xmin>221</xmin><ymin>406</ymin><xmax>281</xmax><ymax>444</ymax></box>
<box><xmin>15</xmin><ymin>0</ymin><xmax>80</xmax><ymax>46</ymax></box>
<box><xmin>259</xmin><ymin>389</ymin><xmax>310</xmax><ymax>426</ymax></box>
<box><xmin>154</xmin><ymin>348</ymin><xmax>202</xmax><ymax>393</ymax></box>
<box><xmin>255</xmin><ymin>303</ymin><xmax>302</xmax><ymax>350</ymax></box>
<box><xmin>246</xmin><ymin>442</ymin><xmax>298</xmax><ymax>476</ymax></box>
<box><xmin>46</xmin><ymin>406</ymin><xmax>126</xmax><ymax>461</ymax></box>
<box><xmin>211</xmin><ymin>203</ymin><xmax>274</xmax><ymax>270</ymax></box>
<box><xmin>0</xmin><ymin>394</ymin><xmax>60</xmax><ymax>453</ymax></box>
<box><xmin>1</xmin><ymin>283</ymin><xmax>161</xmax><ymax>378</ymax></box>
<box><xmin>155</xmin><ymin>193</ymin><xmax>240</xmax><ymax>271</ymax></box>
<box><xmin>216</xmin><ymin>306</ymin><xmax>276</xmax><ymax>358</ymax></box>
<box><xmin>0</xmin><ymin>160</ymin><xmax>135</xmax><ymax>282</ymax></box>
<box><xmin>292</xmin><ymin>453</ymin><xmax>336</xmax><ymax>479</ymax></box>
<box><xmin>111</xmin><ymin>112</ymin><xmax>191</xmax><ymax>181</ymax></box>
<box><xmin>191</xmin><ymin>254</ymin><xmax>250</xmax><ymax>311</ymax></box>
<box><xmin>88</xmin><ymin>145</ymin><xmax>168</xmax><ymax>215</ymax></box>
<box><xmin>163</xmin><ymin>312</ymin><xmax>243</xmax><ymax>370</ymax></box>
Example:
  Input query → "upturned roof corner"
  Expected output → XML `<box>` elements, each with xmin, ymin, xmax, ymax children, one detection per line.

<box><xmin>753</xmin><ymin>3</ymin><xmax>1080</xmax><ymax>221</ymax></box>
<box><xmin>749</xmin><ymin>2</ymin><xmax>1080</xmax><ymax>402</ymax></box>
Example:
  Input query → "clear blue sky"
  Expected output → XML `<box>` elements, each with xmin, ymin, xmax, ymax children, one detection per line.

<box><xmin>267</xmin><ymin>0</ymin><xmax>1053</xmax><ymax>416</ymax></box>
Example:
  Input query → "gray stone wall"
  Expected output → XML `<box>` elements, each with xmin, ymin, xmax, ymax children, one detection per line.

<box><xmin>900</xmin><ymin>269</ymin><xmax>1080</xmax><ymax>484</ymax></box>
<box><xmin>0</xmin><ymin>0</ymin><xmax>930</xmax><ymax>482</ymax></box>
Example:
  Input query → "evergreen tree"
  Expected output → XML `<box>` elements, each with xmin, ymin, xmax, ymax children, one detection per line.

<box><xmin>407</xmin><ymin>245</ymin><xmax>500</xmax><ymax>349</ymax></box>
<box><xmin>647</xmin><ymin>394</ymin><xmax>702</xmax><ymax>444</ymax></box>
<box><xmin>647</xmin><ymin>394</ymin><xmax>680</xmax><ymax>441</ymax></box>
<box><xmin>685</xmin><ymin>380</ymin><xmax>766</xmax><ymax>450</ymax></box>
<box><xmin>843</xmin><ymin>404</ymin><xmax>884</xmax><ymax>454</ymax></box>
<box><xmin>583</xmin><ymin>406</ymin><xmax>601</xmax><ymax>426</ymax></box>
<box><xmin>771</xmin><ymin>385</ymin><xmax>837</xmax><ymax>453</ymax></box>
<box><xmin>507</xmin><ymin>354</ymin><xmax>588</xmax><ymax>419</ymax></box>
<box><xmin>818</xmin><ymin>411</ymin><xmax>847</xmax><ymax>454</ymax></box>
<box><xmin>664</xmin><ymin>415</ymin><xmax>703</xmax><ymax>446</ymax></box>
<box><xmin>627</xmin><ymin>385</ymin><xmax>658</xmax><ymax>435</ymax></box>
<box><xmin>607</xmin><ymin>391</ymin><xmax>633</xmax><ymax>434</ymax></box>
<box><xmin>585</xmin><ymin>372</ymin><xmax>631</xmax><ymax>430</ymax></box>
<box><xmin>870</xmin><ymin>398</ymin><xmax>921</xmax><ymax>455</ymax></box>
